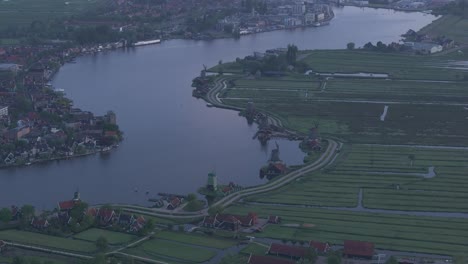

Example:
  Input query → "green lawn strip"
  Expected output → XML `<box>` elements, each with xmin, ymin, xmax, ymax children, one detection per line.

<box><xmin>0</xmin><ymin>230</ymin><xmax>96</xmax><ymax>253</ymax></box>
<box><xmin>73</xmin><ymin>228</ymin><xmax>137</xmax><ymax>245</ymax></box>
<box><xmin>122</xmin><ymin>247</ymin><xmax>186</xmax><ymax>264</ymax></box>
<box><xmin>125</xmin><ymin>239</ymin><xmax>216</xmax><ymax>263</ymax></box>
<box><xmin>239</xmin><ymin>243</ymin><xmax>269</xmax><ymax>256</ymax></box>
<box><xmin>0</xmin><ymin>256</ymin><xmax>69</xmax><ymax>264</ymax></box>
<box><xmin>154</xmin><ymin>230</ymin><xmax>237</xmax><ymax>249</ymax></box>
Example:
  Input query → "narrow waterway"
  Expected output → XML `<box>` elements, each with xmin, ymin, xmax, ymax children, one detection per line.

<box><xmin>0</xmin><ymin>7</ymin><xmax>436</xmax><ymax>209</ymax></box>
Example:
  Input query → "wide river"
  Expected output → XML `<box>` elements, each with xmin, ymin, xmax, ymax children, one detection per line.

<box><xmin>0</xmin><ymin>7</ymin><xmax>435</xmax><ymax>208</ymax></box>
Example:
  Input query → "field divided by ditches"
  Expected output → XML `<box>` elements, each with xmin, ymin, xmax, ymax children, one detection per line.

<box><xmin>73</xmin><ymin>228</ymin><xmax>137</xmax><ymax>245</ymax></box>
<box><xmin>300</xmin><ymin>50</ymin><xmax>468</xmax><ymax>81</ymax></box>
<box><xmin>341</xmin><ymin>145</ymin><xmax>468</xmax><ymax>212</ymax></box>
<box><xmin>322</xmin><ymin>79</ymin><xmax>468</xmax><ymax>103</ymax></box>
<box><xmin>0</xmin><ymin>230</ymin><xmax>97</xmax><ymax>253</ymax></box>
<box><xmin>222</xmin><ymin>78</ymin><xmax>321</xmax><ymax>99</ymax></box>
<box><xmin>124</xmin><ymin>238</ymin><xmax>217</xmax><ymax>263</ymax></box>
<box><xmin>154</xmin><ymin>230</ymin><xmax>237</xmax><ymax>249</ymax></box>
<box><xmin>222</xmin><ymin>91</ymin><xmax>468</xmax><ymax>146</ymax></box>
<box><xmin>225</xmin><ymin>204</ymin><xmax>468</xmax><ymax>256</ymax></box>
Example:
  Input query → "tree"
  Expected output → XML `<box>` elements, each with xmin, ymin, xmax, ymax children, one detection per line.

<box><xmin>386</xmin><ymin>256</ymin><xmax>398</xmax><ymax>264</ymax></box>
<box><xmin>286</xmin><ymin>44</ymin><xmax>298</xmax><ymax>65</ymax></box>
<box><xmin>187</xmin><ymin>193</ymin><xmax>197</xmax><ymax>202</ymax></box>
<box><xmin>305</xmin><ymin>247</ymin><xmax>318</xmax><ymax>264</ymax></box>
<box><xmin>208</xmin><ymin>205</ymin><xmax>224</xmax><ymax>216</ymax></box>
<box><xmin>96</xmin><ymin>236</ymin><xmax>108</xmax><ymax>252</ymax></box>
<box><xmin>0</xmin><ymin>208</ymin><xmax>12</xmax><ymax>223</ymax></box>
<box><xmin>21</xmin><ymin>205</ymin><xmax>35</xmax><ymax>220</ymax></box>
<box><xmin>327</xmin><ymin>253</ymin><xmax>341</xmax><ymax>264</ymax></box>
<box><xmin>347</xmin><ymin>42</ymin><xmax>355</xmax><ymax>50</ymax></box>
<box><xmin>70</xmin><ymin>202</ymin><xmax>88</xmax><ymax>221</ymax></box>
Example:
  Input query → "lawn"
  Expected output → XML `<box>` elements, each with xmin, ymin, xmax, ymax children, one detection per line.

<box><xmin>155</xmin><ymin>230</ymin><xmax>237</xmax><ymax>249</ymax></box>
<box><xmin>239</xmin><ymin>243</ymin><xmax>269</xmax><ymax>256</ymax></box>
<box><xmin>74</xmin><ymin>228</ymin><xmax>137</xmax><ymax>245</ymax></box>
<box><xmin>124</xmin><ymin>239</ymin><xmax>216</xmax><ymax>263</ymax></box>
<box><xmin>0</xmin><ymin>230</ymin><xmax>96</xmax><ymax>253</ymax></box>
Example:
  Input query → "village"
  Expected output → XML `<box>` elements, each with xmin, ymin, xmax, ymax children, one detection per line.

<box><xmin>0</xmin><ymin>44</ymin><xmax>123</xmax><ymax>168</ymax></box>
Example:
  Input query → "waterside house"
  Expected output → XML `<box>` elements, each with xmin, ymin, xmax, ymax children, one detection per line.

<box><xmin>343</xmin><ymin>240</ymin><xmax>375</xmax><ymax>259</ymax></box>
<box><xmin>202</xmin><ymin>212</ymin><xmax>258</xmax><ymax>231</ymax></box>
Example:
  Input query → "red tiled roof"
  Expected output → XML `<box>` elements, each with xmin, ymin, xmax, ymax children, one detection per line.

<box><xmin>310</xmin><ymin>241</ymin><xmax>329</xmax><ymax>253</ymax></box>
<box><xmin>98</xmin><ymin>208</ymin><xmax>115</xmax><ymax>220</ymax></box>
<box><xmin>344</xmin><ymin>240</ymin><xmax>374</xmax><ymax>257</ymax></box>
<box><xmin>248</xmin><ymin>255</ymin><xmax>295</xmax><ymax>264</ymax></box>
<box><xmin>58</xmin><ymin>200</ymin><xmax>77</xmax><ymax>210</ymax></box>
<box><xmin>136</xmin><ymin>216</ymin><xmax>145</xmax><ymax>224</ymax></box>
<box><xmin>170</xmin><ymin>197</ymin><xmax>181</xmax><ymax>207</ymax></box>
<box><xmin>203</xmin><ymin>215</ymin><xmax>217</xmax><ymax>225</ymax></box>
<box><xmin>272</xmin><ymin>163</ymin><xmax>287</xmax><ymax>172</ymax></box>
<box><xmin>269</xmin><ymin>243</ymin><xmax>307</xmax><ymax>258</ymax></box>
<box><xmin>86</xmin><ymin>208</ymin><xmax>99</xmax><ymax>217</ymax></box>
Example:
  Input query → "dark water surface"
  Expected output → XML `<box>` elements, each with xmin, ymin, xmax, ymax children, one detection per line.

<box><xmin>0</xmin><ymin>7</ymin><xmax>436</xmax><ymax>209</ymax></box>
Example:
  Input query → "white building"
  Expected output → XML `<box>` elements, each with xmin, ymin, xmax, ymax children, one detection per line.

<box><xmin>0</xmin><ymin>106</ymin><xmax>8</xmax><ymax>117</ymax></box>
<box><xmin>404</xmin><ymin>42</ymin><xmax>443</xmax><ymax>54</ymax></box>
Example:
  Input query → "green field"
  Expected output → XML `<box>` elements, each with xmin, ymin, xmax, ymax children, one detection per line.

<box><xmin>0</xmin><ymin>230</ymin><xmax>96</xmax><ymax>253</ymax></box>
<box><xmin>0</xmin><ymin>256</ymin><xmax>70</xmax><ymax>264</ymax></box>
<box><xmin>231</xmin><ymin>143</ymin><xmax>468</xmax><ymax>256</ymax></box>
<box><xmin>225</xmin><ymin>204</ymin><xmax>468</xmax><ymax>256</ymax></box>
<box><xmin>73</xmin><ymin>228</ymin><xmax>137</xmax><ymax>245</ymax></box>
<box><xmin>124</xmin><ymin>239</ymin><xmax>216</xmax><ymax>263</ymax></box>
<box><xmin>300</xmin><ymin>50</ymin><xmax>468</xmax><ymax>80</ymax></box>
<box><xmin>155</xmin><ymin>230</ymin><xmax>237</xmax><ymax>249</ymax></box>
<box><xmin>419</xmin><ymin>15</ymin><xmax>468</xmax><ymax>44</ymax></box>
<box><xmin>0</xmin><ymin>0</ymin><xmax>113</xmax><ymax>29</ymax></box>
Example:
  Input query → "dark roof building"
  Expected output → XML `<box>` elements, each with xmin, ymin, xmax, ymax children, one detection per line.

<box><xmin>248</xmin><ymin>255</ymin><xmax>295</xmax><ymax>264</ymax></box>
<box><xmin>268</xmin><ymin>243</ymin><xmax>308</xmax><ymax>260</ymax></box>
<box><xmin>343</xmin><ymin>240</ymin><xmax>375</xmax><ymax>259</ymax></box>
<box><xmin>310</xmin><ymin>241</ymin><xmax>330</xmax><ymax>254</ymax></box>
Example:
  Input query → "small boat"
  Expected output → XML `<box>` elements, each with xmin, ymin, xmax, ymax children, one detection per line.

<box><xmin>25</xmin><ymin>162</ymin><xmax>32</xmax><ymax>166</ymax></box>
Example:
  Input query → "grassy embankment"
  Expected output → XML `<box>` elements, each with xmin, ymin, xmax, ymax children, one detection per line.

<box><xmin>418</xmin><ymin>14</ymin><xmax>468</xmax><ymax>44</ymax></box>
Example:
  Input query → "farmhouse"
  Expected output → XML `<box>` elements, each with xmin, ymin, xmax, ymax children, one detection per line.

<box><xmin>310</xmin><ymin>241</ymin><xmax>330</xmax><ymax>254</ymax></box>
<box><xmin>248</xmin><ymin>254</ymin><xmax>295</xmax><ymax>264</ymax></box>
<box><xmin>30</xmin><ymin>218</ymin><xmax>50</xmax><ymax>229</ymax></box>
<box><xmin>0</xmin><ymin>240</ymin><xmax>5</xmax><ymax>253</ymax></box>
<box><xmin>202</xmin><ymin>212</ymin><xmax>258</xmax><ymax>231</ymax></box>
<box><xmin>343</xmin><ymin>240</ymin><xmax>375</xmax><ymax>259</ymax></box>
<box><xmin>268</xmin><ymin>243</ymin><xmax>308</xmax><ymax>260</ymax></box>
<box><xmin>268</xmin><ymin>215</ymin><xmax>282</xmax><ymax>224</ymax></box>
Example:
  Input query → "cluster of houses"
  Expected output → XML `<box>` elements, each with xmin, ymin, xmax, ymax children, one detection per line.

<box><xmin>29</xmin><ymin>193</ymin><xmax>147</xmax><ymax>233</ymax></box>
<box><xmin>402</xmin><ymin>29</ymin><xmax>456</xmax><ymax>54</ymax></box>
<box><xmin>218</xmin><ymin>1</ymin><xmax>335</xmax><ymax>37</ymax></box>
<box><xmin>247</xmin><ymin>240</ymin><xmax>375</xmax><ymax>264</ymax></box>
<box><xmin>0</xmin><ymin>42</ymin><xmax>122</xmax><ymax>168</ymax></box>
